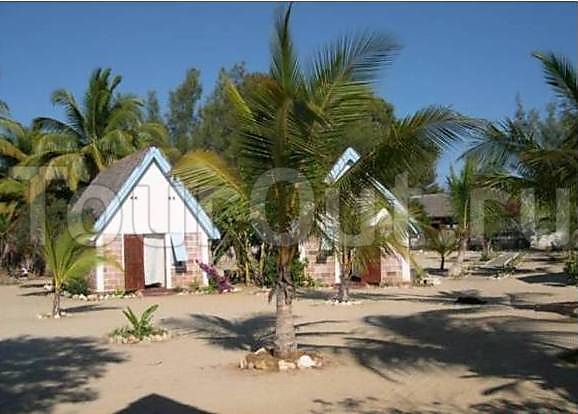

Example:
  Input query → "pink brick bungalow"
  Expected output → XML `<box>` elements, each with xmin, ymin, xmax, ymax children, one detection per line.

<box><xmin>299</xmin><ymin>148</ymin><xmax>412</xmax><ymax>287</ymax></box>
<box><xmin>72</xmin><ymin>147</ymin><xmax>220</xmax><ymax>292</ymax></box>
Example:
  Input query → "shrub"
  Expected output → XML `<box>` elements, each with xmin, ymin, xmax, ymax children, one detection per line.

<box><xmin>113</xmin><ymin>288</ymin><xmax>126</xmax><ymax>297</ymax></box>
<box><xmin>196</xmin><ymin>261</ymin><xmax>232</xmax><ymax>293</ymax></box>
<box><xmin>63</xmin><ymin>276</ymin><xmax>89</xmax><ymax>295</ymax></box>
<box><xmin>188</xmin><ymin>279</ymin><xmax>201</xmax><ymax>292</ymax></box>
<box><xmin>262</xmin><ymin>255</ymin><xmax>313</xmax><ymax>288</ymax></box>
<box><xmin>564</xmin><ymin>251</ymin><xmax>578</xmax><ymax>284</ymax></box>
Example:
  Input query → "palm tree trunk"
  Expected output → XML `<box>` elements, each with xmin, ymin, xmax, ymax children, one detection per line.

<box><xmin>440</xmin><ymin>255</ymin><xmax>445</xmax><ymax>271</ymax></box>
<box><xmin>482</xmin><ymin>237</ymin><xmax>492</xmax><ymax>259</ymax></box>
<box><xmin>244</xmin><ymin>260</ymin><xmax>250</xmax><ymax>285</ymax></box>
<box><xmin>337</xmin><ymin>250</ymin><xmax>351</xmax><ymax>303</ymax></box>
<box><xmin>274</xmin><ymin>284</ymin><xmax>297</xmax><ymax>358</ymax></box>
<box><xmin>273</xmin><ymin>246</ymin><xmax>297</xmax><ymax>358</ymax></box>
<box><xmin>451</xmin><ymin>236</ymin><xmax>467</xmax><ymax>277</ymax></box>
<box><xmin>52</xmin><ymin>288</ymin><xmax>61</xmax><ymax>317</ymax></box>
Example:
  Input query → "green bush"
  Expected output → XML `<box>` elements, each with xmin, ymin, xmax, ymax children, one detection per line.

<box><xmin>63</xmin><ymin>276</ymin><xmax>89</xmax><ymax>295</ymax></box>
<box><xmin>564</xmin><ymin>251</ymin><xmax>578</xmax><ymax>284</ymax></box>
<box><xmin>262</xmin><ymin>255</ymin><xmax>313</xmax><ymax>288</ymax></box>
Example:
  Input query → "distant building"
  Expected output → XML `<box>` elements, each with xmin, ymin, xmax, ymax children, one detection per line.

<box><xmin>411</xmin><ymin>193</ymin><xmax>454</xmax><ymax>228</ymax></box>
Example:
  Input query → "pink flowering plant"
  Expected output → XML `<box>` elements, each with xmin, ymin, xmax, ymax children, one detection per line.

<box><xmin>196</xmin><ymin>260</ymin><xmax>233</xmax><ymax>293</ymax></box>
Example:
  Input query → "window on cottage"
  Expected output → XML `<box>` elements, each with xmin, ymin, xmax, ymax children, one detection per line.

<box><xmin>170</xmin><ymin>233</ymin><xmax>188</xmax><ymax>273</ymax></box>
<box><xmin>315</xmin><ymin>250</ymin><xmax>331</xmax><ymax>264</ymax></box>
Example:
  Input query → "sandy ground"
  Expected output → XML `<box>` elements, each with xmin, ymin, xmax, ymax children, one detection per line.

<box><xmin>0</xmin><ymin>251</ymin><xmax>576</xmax><ymax>414</ymax></box>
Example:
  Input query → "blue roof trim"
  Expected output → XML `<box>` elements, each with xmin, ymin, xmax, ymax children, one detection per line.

<box><xmin>94</xmin><ymin>147</ymin><xmax>220</xmax><ymax>239</ymax></box>
<box><xmin>327</xmin><ymin>147</ymin><xmax>361</xmax><ymax>182</ymax></box>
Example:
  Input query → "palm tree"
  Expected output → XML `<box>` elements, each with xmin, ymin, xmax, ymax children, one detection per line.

<box><xmin>465</xmin><ymin>52</ymin><xmax>577</xmax><ymax>245</ymax></box>
<box><xmin>328</xmin><ymin>193</ymin><xmax>407</xmax><ymax>303</ymax></box>
<box><xmin>426</xmin><ymin>227</ymin><xmax>458</xmax><ymax>271</ymax></box>
<box><xmin>0</xmin><ymin>117</ymin><xmax>45</xmax><ymax>201</ymax></box>
<box><xmin>32</xmin><ymin>68</ymin><xmax>169</xmax><ymax>192</ymax></box>
<box><xmin>446</xmin><ymin>157</ymin><xmax>478</xmax><ymax>276</ymax></box>
<box><xmin>42</xmin><ymin>222</ymin><xmax>110</xmax><ymax>317</ymax></box>
<box><xmin>175</xmin><ymin>5</ymin><xmax>476</xmax><ymax>357</ymax></box>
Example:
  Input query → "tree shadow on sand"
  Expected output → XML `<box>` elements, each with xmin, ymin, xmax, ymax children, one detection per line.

<box><xmin>162</xmin><ymin>313</ymin><xmax>348</xmax><ymax>351</ymax></box>
<box><xmin>115</xmin><ymin>394</ymin><xmax>215</xmax><ymax>414</ymax></box>
<box><xmin>519</xmin><ymin>272</ymin><xmax>573</xmax><ymax>287</ymax></box>
<box><xmin>0</xmin><ymin>336</ymin><xmax>126</xmax><ymax>413</ymax></box>
<box><xmin>311</xmin><ymin>395</ymin><xmax>576</xmax><ymax>414</ymax></box>
<box><xmin>314</xmin><ymin>307</ymin><xmax>577</xmax><ymax>404</ymax></box>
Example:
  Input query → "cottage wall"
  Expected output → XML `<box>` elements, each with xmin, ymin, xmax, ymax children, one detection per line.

<box><xmin>301</xmin><ymin>237</ymin><xmax>337</xmax><ymax>286</ymax></box>
<box><xmin>379</xmin><ymin>254</ymin><xmax>405</xmax><ymax>286</ymax></box>
<box><xmin>96</xmin><ymin>234</ymin><xmax>125</xmax><ymax>292</ymax></box>
<box><xmin>170</xmin><ymin>232</ymin><xmax>207</xmax><ymax>288</ymax></box>
<box><xmin>302</xmin><ymin>236</ymin><xmax>411</xmax><ymax>286</ymax></box>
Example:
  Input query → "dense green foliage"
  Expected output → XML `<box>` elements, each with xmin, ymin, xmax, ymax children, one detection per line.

<box><xmin>465</xmin><ymin>53</ymin><xmax>577</xmax><ymax>248</ymax></box>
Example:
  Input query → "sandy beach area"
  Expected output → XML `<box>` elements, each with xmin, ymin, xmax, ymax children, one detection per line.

<box><xmin>1</xmin><ymin>251</ymin><xmax>576</xmax><ymax>414</ymax></box>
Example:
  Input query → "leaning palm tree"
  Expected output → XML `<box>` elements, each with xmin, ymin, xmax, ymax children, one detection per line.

<box><xmin>32</xmin><ymin>68</ymin><xmax>169</xmax><ymax>192</ymax></box>
<box><xmin>176</xmin><ymin>5</ymin><xmax>476</xmax><ymax>357</ymax></box>
<box><xmin>42</xmin><ymin>221</ymin><xmax>110</xmax><ymax>317</ymax></box>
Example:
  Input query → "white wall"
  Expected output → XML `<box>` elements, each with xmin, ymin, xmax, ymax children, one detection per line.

<box><xmin>101</xmin><ymin>162</ymin><xmax>207</xmax><ymax>240</ymax></box>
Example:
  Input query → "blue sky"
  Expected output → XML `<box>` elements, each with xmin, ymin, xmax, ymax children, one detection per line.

<box><xmin>0</xmin><ymin>2</ymin><xmax>576</xmax><ymax>184</ymax></box>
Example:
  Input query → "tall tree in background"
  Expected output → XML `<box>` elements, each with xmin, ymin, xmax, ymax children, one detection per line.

<box><xmin>32</xmin><ymin>68</ymin><xmax>169</xmax><ymax>192</ymax></box>
<box><xmin>192</xmin><ymin>64</ymin><xmax>267</xmax><ymax>162</ymax></box>
<box><xmin>145</xmin><ymin>90</ymin><xmax>163</xmax><ymax>124</ymax></box>
<box><xmin>167</xmin><ymin>68</ymin><xmax>202</xmax><ymax>153</ymax></box>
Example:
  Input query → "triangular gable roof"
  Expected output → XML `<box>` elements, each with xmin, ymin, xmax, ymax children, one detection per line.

<box><xmin>328</xmin><ymin>147</ymin><xmax>419</xmax><ymax>234</ymax></box>
<box><xmin>71</xmin><ymin>147</ymin><xmax>220</xmax><ymax>239</ymax></box>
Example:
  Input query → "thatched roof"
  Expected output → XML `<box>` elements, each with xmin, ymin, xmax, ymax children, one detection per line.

<box><xmin>412</xmin><ymin>193</ymin><xmax>453</xmax><ymax>218</ymax></box>
<box><xmin>70</xmin><ymin>148</ymin><xmax>151</xmax><ymax>220</ymax></box>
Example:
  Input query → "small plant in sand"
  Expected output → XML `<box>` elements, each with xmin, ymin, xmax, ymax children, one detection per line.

<box><xmin>42</xmin><ymin>221</ymin><xmax>113</xmax><ymax>318</ymax></box>
<box><xmin>110</xmin><ymin>305</ymin><xmax>169</xmax><ymax>344</ymax></box>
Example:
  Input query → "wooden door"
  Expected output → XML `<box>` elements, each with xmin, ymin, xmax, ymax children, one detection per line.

<box><xmin>124</xmin><ymin>235</ymin><xmax>145</xmax><ymax>291</ymax></box>
<box><xmin>360</xmin><ymin>249</ymin><xmax>382</xmax><ymax>285</ymax></box>
<box><xmin>361</xmin><ymin>261</ymin><xmax>382</xmax><ymax>285</ymax></box>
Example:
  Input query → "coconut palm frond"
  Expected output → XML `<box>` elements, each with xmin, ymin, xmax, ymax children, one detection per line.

<box><xmin>533</xmin><ymin>51</ymin><xmax>578</xmax><ymax>110</ymax></box>
<box><xmin>174</xmin><ymin>150</ymin><xmax>247</xmax><ymax>208</ymax></box>
<box><xmin>0</xmin><ymin>138</ymin><xmax>27</xmax><ymax>162</ymax></box>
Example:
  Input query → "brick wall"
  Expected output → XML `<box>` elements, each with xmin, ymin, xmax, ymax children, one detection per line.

<box><xmin>171</xmin><ymin>232</ymin><xmax>207</xmax><ymax>288</ymax></box>
<box><xmin>379</xmin><ymin>253</ymin><xmax>406</xmax><ymax>286</ymax></box>
<box><xmin>99</xmin><ymin>234</ymin><xmax>125</xmax><ymax>292</ymax></box>
<box><xmin>302</xmin><ymin>237</ymin><xmax>336</xmax><ymax>286</ymax></box>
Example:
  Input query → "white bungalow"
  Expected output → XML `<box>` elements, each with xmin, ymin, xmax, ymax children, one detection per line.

<box><xmin>72</xmin><ymin>147</ymin><xmax>220</xmax><ymax>292</ymax></box>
